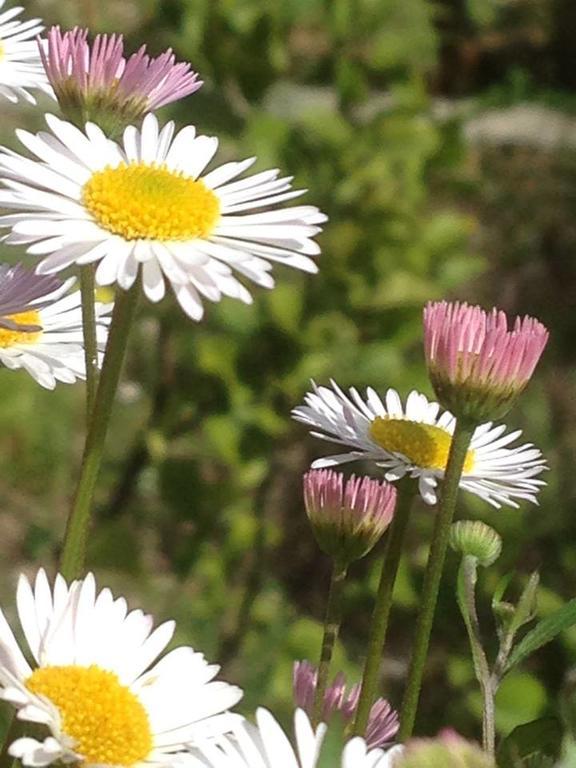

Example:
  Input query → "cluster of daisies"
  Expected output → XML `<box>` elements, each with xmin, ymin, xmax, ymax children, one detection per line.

<box><xmin>0</xmin><ymin>1</ymin><xmax>325</xmax><ymax>387</ymax></box>
<box><xmin>0</xmin><ymin>569</ymin><xmax>402</xmax><ymax>768</ymax></box>
<box><xmin>0</xmin><ymin>3</ymin><xmax>553</xmax><ymax>768</ymax></box>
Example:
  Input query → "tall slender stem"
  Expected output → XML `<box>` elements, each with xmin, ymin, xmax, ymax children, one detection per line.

<box><xmin>80</xmin><ymin>265</ymin><xmax>99</xmax><ymax>423</ymax></box>
<box><xmin>353</xmin><ymin>484</ymin><xmax>414</xmax><ymax>736</ymax></box>
<box><xmin>0</xmin><ymin>714</ymin><xmax>18</xmax><ymax>768</ymax></box>
<box><xmin>60</xmin><ymin>283</ymin><xmax>140</xmax><ymax>580</ymax></box>
<box><xmin>459</xmin><ymin>556</ymin><xmax>495</xmax><ymax>756</ymax></box>
<box><xmin>312</xmin><ymin>563</ymin><xmax>348</xmax><ymax>727</ymax></box>
<box><xmin>398</xmin><ymin>419</ymin><xmax>476</xmax><ymax>740</ymax></box>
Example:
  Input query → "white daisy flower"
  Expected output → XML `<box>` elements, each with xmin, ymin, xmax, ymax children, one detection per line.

<box><xmin>0</xmin><ymin>569</ymin><xmax>243</xmax><ymax>768</ymax></box>
<box><xmin>0</xmin><ymin>113</ymin><xmax>326</xmax><ymax>320</ymax></box>
<box><xmin>0</xmin><ymin>261</ymin><xmax>110</xmax><ymax>389</ymax></box>
<box><xmin>292</xmin><ymin>381</ymin><xmax>546</xmax><ymax>508</ymax></box>
<box><xmin>0</xmin><ymin>1</ymin><xmax>50</xmax><ymax>104</ymax></box>
<box><xmin>185</xmin><ymin>708</ymin><xmax>404</xmax><ymax>768</ymax></box>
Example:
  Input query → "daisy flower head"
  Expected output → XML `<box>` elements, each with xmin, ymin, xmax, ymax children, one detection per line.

<box><xmin>423</xmin><ymin>301</ymin><xmax>549</xmax><ymax>423</ymax></box>
<box><xmin>293</xmin><ymin>661</ymin><xmax>399</xmax><ymax>750</ymax></box>
<box><xmin>185</xmin><ymin>708</ymin><xmax>404</xmax><ymax>768</ymax></box>
<box><xmin>0</xmin><ymin>113</ymin><xmax>326</xmax><ymax>321</ymax></box>
<box><xmin>0</xmin><ymin>261</ymin><xmax>110</xmax><ymax>389</ymax></box>
<box><xmin>0</xmin><ymin>569</ymin><xmax>243</xmax><ymax>768</ymax></box>
<box><xmin>303</xmin><ymin>469</ymin><xmax>396</xmax><ymax>566</ymax></box>
<box><xmin>40</xmin><ymin>27</ymin><xmax>202</xmax><ymax>135</ymax></box>
<box><xmin>0</xmin><ymin>0</ymin><xmax>51</xmax><ymax>103</ymax></box>
<box><xmin>292</xmin><ymin>381</ymin><xmax>546</xmax><ymax>508</ymax></box>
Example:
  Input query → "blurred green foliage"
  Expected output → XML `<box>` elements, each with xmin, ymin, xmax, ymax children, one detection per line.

<box><xmin>1</xmin><ymin>0</ymin><xmax>575</xmax><ymax>750</ymax></box>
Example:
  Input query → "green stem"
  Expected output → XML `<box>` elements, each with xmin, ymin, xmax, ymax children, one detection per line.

<box><xmin>459</xmin><ymin>556</ymin><xmax>495</xmax><ymax>757</ymax></box>
<box><xmin>80</xmin><ymin>265</ymin><xmax>99</xmax><ymax>423</ymax></box>
<box><xmin>398</xmin><ymin>419</ymin><xmax>476</xmax><ymax>740</ymax></box>
<box><xmin>312</xmin><ymin>563</ymin><xmax>348</xmax><ymax>727</ymax></box>
<box><xmin>59</xmin><ymin>283</ymin><xmax>140</xmax><ymax>580</ymax></box>
<box><xmin>0</xmin><ymin>714</ymin><xmax>18</xmax><ymax>768</ymax></box>
<box><xmin>353</xmin><ymin>484</ymin><xmax>414</xmax><ymax>737</ymax></box>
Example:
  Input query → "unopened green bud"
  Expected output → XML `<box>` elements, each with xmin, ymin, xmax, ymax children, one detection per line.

<box><xmin>450</xmin><ymin>520</ymin><xmax>502</xmax><ymax>567</ymax></box>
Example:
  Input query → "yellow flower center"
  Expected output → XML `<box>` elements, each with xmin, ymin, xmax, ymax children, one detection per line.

<box><xmin>0</xmin><ymin>310</ymin><xmax>42</xmax><ymax>348</ymax></box>
<box><xmin>369</xmin><ymin>417</ymin><xmax>475</xmax><ymax>472</ymax></box>
<box><xmin>26</xmin><ymin>665</ymin><xmax>153</xmax><ymax>767</ymax></box>
<box><xmin>82</xmin><ymin>162</ymin><xmax>221</xmax><ymax>242</ymax></box>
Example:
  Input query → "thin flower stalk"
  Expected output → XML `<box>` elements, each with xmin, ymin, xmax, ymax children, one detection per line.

<box><xmin>59</xmin><ymin>281</ymin><xmax>139</xmax><ymax>579</ymax></box>
<box><xmin>398</xmin><ymin>419</ymin><xmax>476</xmax><ymax>740</ymax></box>
<box><xmin>80</xmin><ymin>264</ymin><xmax>98</xmax><ymax>420</ymax></box>
<box><xmin>459</xmin><ymin>555</ymin><xmax>496</xmax><ymax>757</ymax></box>
<box><xmin>354</xmin><ymin>482</ymin><xmax>414</xmax><ymax>737</ymax></box>
<box><xmin>312</xmin><ymin>562</ymin><xmax>348</xmax><ymax>727</ymax></box>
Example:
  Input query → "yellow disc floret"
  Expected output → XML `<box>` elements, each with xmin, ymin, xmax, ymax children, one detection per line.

<box><xmin>83</xmin><ymin>162</ymin><xmax>221</xmax><ymax>242</ymax></box>
<box><xmin>369</xmin><ymin>417</ymin><xmax>475</xmax><ymax>473</ymax></box>
<box><xmin>27</xmin><ymin>665</ymin><xmax>153</xmax><ymax>767</ymax></box>
<box><xmin>0</xmin><ymin>310</ymin><xmax>42</xmax><ymax>348</ymax></box>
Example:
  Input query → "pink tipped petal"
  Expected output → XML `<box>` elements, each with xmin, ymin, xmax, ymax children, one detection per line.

<box><xmin>39</xmin><ymin>26</ymin><xmax>202</xmax><ymax>124</ymax></box>
<box><xmin>293</xmin><ymin>661</ymin><xmax>399</xmax><ymax>749</ymax></box>
<box><xmin>303</xmin><ymin>469</ymin><xmax>396</xmax><ymax>565</ymax></box>
<box><xmin>423</xmin><ymin>301</ymin><xmax>549</xmax><ymax>421</ymax></box>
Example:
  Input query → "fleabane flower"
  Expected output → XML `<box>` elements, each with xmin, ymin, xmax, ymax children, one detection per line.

<box><xmin>293</xmin><ymin>661</ymin><xmax>399</xmax><ymax>750</ymax></box>
<box><xmin>292</xmin><ymin>381</ymin><xmax>546</xmax><ymax>508</ymax></box>
<box><xmin>0</xmin><ymin>570</ymin><xmax>242</xmax><ymax>768</ymax></box>
<box><xmin>304</xmin><ymin>470</ymin><xmax>396</xmax><ymax>567</ymax></box>
<box><xmin>0</xmin><ymin>261</ymin><xmax>110</xmax><ymax>389</ymax></box>
<box><xmin>40</xmin><ymin>27</ymin><xmax>202</xmax><ymax>134</ymax></box>
<box><xmin>0</xmin><ymin>113</ymin><xmax>326</xmax><ymax>320</ymax></box>
<box><xmin>423</xmin><ymin>301</ymin><xmax>549</xmax><ymax>423</ymax></box>
<box><xmin>185</xmin><ymin>708</ymin><xmax>404</xmax><ymax>768</ymax></box>
<box><xmin>0</xmin><ymin>0</ymin><xmax>50</xmax><ymax>103</ymax></box>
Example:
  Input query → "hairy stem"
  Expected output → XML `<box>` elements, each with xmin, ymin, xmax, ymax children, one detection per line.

<box><xmin>80</xmin><ymin>265</ymin><xmax>99</xmax><ymax>423</ymax></box>
<box><xmin>353</xmin><ymin>485</ymin><xmax>414</xmax><ymax>736</ymax></box>
<box><xmin>60</xmin><ymin>283</ymin><xmax>139</xmax><ymax>579</ymax></box>
<box><xmin>398</xmin><ymin>420</ymin><xmax>476</xmax><ymax>740</ymax></box>
<box><xmin>312</xmin><ymin>563</ymin><xmax>348</xmax><ymax>727</ymax></box>
<box><xmin>459</xmin><ymin>556</ymin><xmax>495</xmax><ymax>756</ymax></box>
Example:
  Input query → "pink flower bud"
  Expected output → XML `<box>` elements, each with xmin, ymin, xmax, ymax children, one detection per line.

<box><xmin>424</xmin><ymin>301</ymin><xmax>548</xmax><ymax>422</ymax></box>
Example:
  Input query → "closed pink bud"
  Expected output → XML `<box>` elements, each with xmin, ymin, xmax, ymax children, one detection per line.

<box><xmin>424</xmin><ymin>301</ymin><xmax>548</xmax><ymax>423</ymax></box>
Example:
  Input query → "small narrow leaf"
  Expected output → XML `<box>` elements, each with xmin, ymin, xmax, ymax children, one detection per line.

<box><xmin>509</xmin><ymin>572</ymin><xmax>540</xmax><ymax>635</ymax></box>
<box><xmin>506</xmin><ymin>598</ymin><xmax>576</xmax><ymax>672</ymax></box>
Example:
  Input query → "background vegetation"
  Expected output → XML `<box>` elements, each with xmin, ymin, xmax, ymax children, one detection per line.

<box><xmin>1</xmin><ymin>0</ymin><xmax>575</xmax><ymax>744</ymax></box>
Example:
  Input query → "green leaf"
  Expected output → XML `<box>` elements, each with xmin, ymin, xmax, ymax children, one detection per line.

<box><xmin>506</xmin><ymin>598</ymin><xmax>576</xmax><ymax>672</ymax></box>
<box><xmin>497</xmin><ymin>717</ymin><xmax>562</xmax><ymax>768</ymax></box>
<box><xmin>493</xmin><ymin>574</ymin><xmax>515</xmax><ymax>639</ymax></box>
<box><xmin>509</xmin><ymin>573</ymin><xmax>540</xmax><ymax>636</ymax></box>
